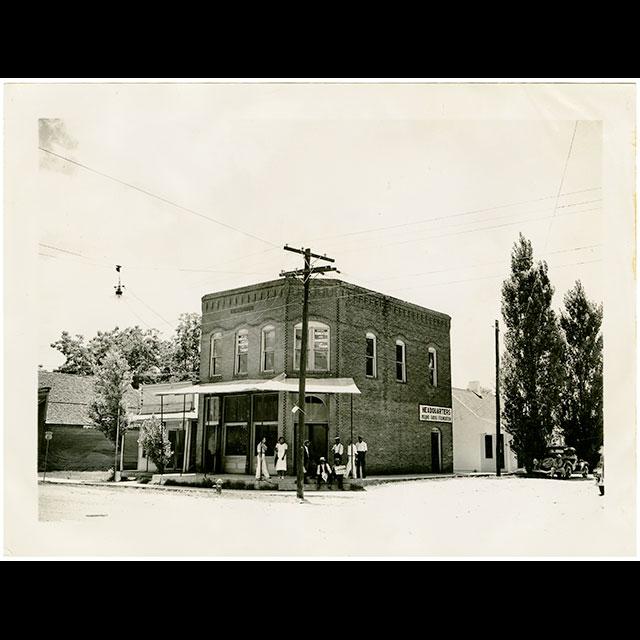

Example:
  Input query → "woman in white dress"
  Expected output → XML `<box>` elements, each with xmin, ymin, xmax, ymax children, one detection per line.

<box><xmin>275</xmin><ymin>436</ymin><xmax>288</xmax><ymax>478</ymax></box>
<box><xmin>255</xmin><ymin>437</ymin><xmax>270</xmax><ymax>481</ymax></box>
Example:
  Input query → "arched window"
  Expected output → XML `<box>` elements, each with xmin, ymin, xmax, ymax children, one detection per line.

<box><xmin>261</xmin><ymin>325</ymin><xmax>276</xmax><ymax>372</ymax></box>
<box><xmin>428</xmin><ymin>347</ymin><xmax>437</xmax><ymax>386</ymax></box>
<box><xmin>294</xmin><ymin>321</ymin><xmax>330</xmax><ymax>372</ymax></box>
<box><xmin>395</xmin><ymin>339</ymin><xmax>406</xmax><ymax>382</ymax></box>
<box><xmin>235</xmin><ymin>329</ymin><xmax>249</xmax><ymax>375</ymax></box>
<box><xmin>209</xmin><ymin>332</ymin><xmax>222</xmax><ymax>376</ymax></box>
<box><xmin>366</xmin><ymin>332</ymin><xmax>377</xmax><ymax>378</ymax></box>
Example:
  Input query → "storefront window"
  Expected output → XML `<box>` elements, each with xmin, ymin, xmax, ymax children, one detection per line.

<box><xmin>253</xmin><ymin>393</ymin><xmax>279</xmax><ymax>422</ymax></box>
<box><xmin>224</xmin><ymin>394</ymin><xmax>250</xmax><ymax>423</ymax></box>
<box><xmin>205</xmin><ymin>396</ymin><xmax>220</xmax><ymax>424</ymax></box>
<box><xmin>225</xmin><ymin>424</ymin><xmax>248</xmax><ymax>455</ymax></box>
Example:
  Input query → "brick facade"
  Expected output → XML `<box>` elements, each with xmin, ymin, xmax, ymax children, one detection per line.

<box><xmin>196</xmin><ymin>278</ymin><xmax>452</xmax><ymax>475</ymax></box>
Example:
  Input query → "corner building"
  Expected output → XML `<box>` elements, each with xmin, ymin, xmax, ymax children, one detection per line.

<box><xmin>194</xmin><ymin>278</ymin><xmax>452</xmax><ymax>476</ymax></box>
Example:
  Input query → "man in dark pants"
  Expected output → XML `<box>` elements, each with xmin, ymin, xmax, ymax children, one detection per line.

<box><xmin>356</xmin><ymin>435</ymin><xmax>368</xmax><ymax>479</ymax></box>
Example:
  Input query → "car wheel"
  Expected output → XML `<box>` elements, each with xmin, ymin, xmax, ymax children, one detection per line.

<box><xmin>582</xmin><ymin>466</ymin><xmax>589</xmax><ymax>478</ymax></box>
<box><xmin>564</xmin><ymin>465</ymin><xmax>572</xmax><ymax>479</ymax></box>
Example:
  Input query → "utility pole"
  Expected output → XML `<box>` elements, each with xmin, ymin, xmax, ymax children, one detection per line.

<box><xmin>281</xmin><ymin>245</ymin><xmax>338</xmax><ymax>501</ymax></box>
<box><xmin>495</xmin><ymin>319</ymin><xmax>501</xmax><ymax>477</ymax></box>
<box><xmin>114</xmin><ymin>403</ymin><xmax>121</xmax><ymax>482</ymax></box>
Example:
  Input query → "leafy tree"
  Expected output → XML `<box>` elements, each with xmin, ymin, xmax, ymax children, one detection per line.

<box><xmin>50</xmin><ymin>332</ymin><xmax>94</xmax><ymax>375</ymax></box>
<box><xmin>88</xmin><ymin>350</ymin><xmax>133</xmax><ymax>444</ymax></box>
<box><xmin>558</xmin><ymin>281</ymin><xmax>603</xmax><ymax>468</ymax></box>
<box><xmin>501</xmin><ymin>234</ymin><xmax>565</xmax><ymax>471</ymax></box>
<box><xmin>50</xmin><ymin>316</ymin><xmax>202</xmax><ymax>386</ymax></box>
<box><xmin>138</xmin><ymin>416</ymin><xmax>173</xmax><ymax>474</ymax></box>
<box><xmin>170</xmin><ymin>313</ymin><xmax>201</xmax><ymax>382</ymax></box>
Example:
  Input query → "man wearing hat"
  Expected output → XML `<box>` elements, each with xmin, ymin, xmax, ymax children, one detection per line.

<box><xmin>316</xmin><ymin>457</ymin><xmax>332</xmax><ymax>490</ymax></box>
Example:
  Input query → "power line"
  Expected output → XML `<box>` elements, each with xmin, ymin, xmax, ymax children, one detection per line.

<box><xmin>325</xmin><ymin>199</ymin><xmax>601</xmax><ymax>254</ymax></box>
<box><xmin>320</xmin><ymin>205</ymin><xmax>601</xmax><ymax>258</ymax></box>
<box><xmin>543</xmin><ymin>121</ymin><xmax>579</xmax><ymax>252</ymax></box>
<box><xmin>127</xmin><ymin>288</ymin><xmax>174</xmax><ymax>329</ymax></box>
<box><xmin>199</xmin><ymin>255</ymin><xmax>601</xmax><ymax>328</ymax></box>
<box><xmin>341</xmin><ymin>243</ymin><xmax>602</xmax><ymax>285</ymax></box>
<box><xmin>38</xmin><ymin>146</ymin><xmax>279</xmax><ymax>248</ymax></box>
<box><xmin>312</xmin><ymin>186</ymin><xmax>601</xmax><ymax>243</ymax></box>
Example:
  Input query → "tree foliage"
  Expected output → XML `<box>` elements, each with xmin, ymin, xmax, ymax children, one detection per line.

<box><xmin>170</xmin><ymin>313</ymin><xmax>202</xmax><ymax>382</ymax></box>
<box><xmin>558</xmin><ymin>280</ymin><xmax>603</xmax><ymax>467</ymax></box>
<box><xmin>88</xmin><ymin>350</ymin><xmax>133</xmax><ymax>444</ymax></box>
<box><xmin>501</xmin><ymin>234</ymin><xmax>565</xmax><ymax>471</ymax></box>
<box><xmin>50</xmin><ymin>332</ymin><xmax>94</xmax><ymax>376</ymax></box>
<box><xmin>50</xmin><ymin>315</ymin><xmax>202</xmax><ymax>386</ymax></box>
<box><xmin>138</xmin><ymin>416</ymin><xmax>173</xmax><ymax>474</ymax></box>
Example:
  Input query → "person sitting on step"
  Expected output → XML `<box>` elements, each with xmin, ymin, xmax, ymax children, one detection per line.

<box><xmin>316</xmin><ymin>457</ymin><xmax>332</xmax><ymax>490</ymax></box>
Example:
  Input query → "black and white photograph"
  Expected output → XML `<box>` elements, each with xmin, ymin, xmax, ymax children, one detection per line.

<box><xmin>3</xmin><ymin>79</ymin><xmax>637</xmax><ymax>558</ymax></box>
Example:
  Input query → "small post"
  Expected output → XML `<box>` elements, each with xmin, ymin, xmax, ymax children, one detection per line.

<box><xmin>495</xmin><ymin>319</ymin><xmax>501</xmax><ymax>477</ymax></box>
<box><xmin>43</xmin><ymin>431</ymin><xmax>52</xmax><ymax>482</ymax></box>
<box><xmin>114</xmin><ymin>404</ymin><xmax>121</xmax><ymax>481</ymax></box>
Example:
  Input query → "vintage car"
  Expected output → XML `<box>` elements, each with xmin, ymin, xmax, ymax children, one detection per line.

<box><xmin>532</xmin><ymin>446</ymin><xmax>590</xmax><ymax>479</ymax></box>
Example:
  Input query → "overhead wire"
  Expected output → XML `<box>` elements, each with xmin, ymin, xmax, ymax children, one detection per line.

<box><xmin>38</xmin><ymin>146</ymin><xmax>279</xmax><ymax>248</ymax></box>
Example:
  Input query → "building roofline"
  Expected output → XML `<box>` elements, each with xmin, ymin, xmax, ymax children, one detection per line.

<box><xmin>201</xmin><ymin>278</ymin><xmax>451</xmax><ymax>321</ymax></box>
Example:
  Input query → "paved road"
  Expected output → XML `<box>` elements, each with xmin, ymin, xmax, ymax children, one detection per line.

<box><xmin>33</xmin><ymin>476</ymin><xmax>626</xmax><ymax>556</ymax></box>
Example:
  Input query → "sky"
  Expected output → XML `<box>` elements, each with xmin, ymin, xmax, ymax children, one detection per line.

<box><xmin>26</xmin><ymin>84</ymin><xmax>603</xmax><ymax>389</ymax></box>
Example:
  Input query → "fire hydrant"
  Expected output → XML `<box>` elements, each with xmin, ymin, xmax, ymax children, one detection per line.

<box><xmin>215</xmin><ymin>479</ymin><xmax>223</xmax><ymax>495</ymax></box>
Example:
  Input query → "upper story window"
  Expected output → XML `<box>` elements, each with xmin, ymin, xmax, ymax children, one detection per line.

<box><xmin>366</xmin><ymin>332</ymin><xmax>377</xmax><ymax>378</ymax></box>
<box><xmin>235</xmin><ymin>329</ymin><xmax>249</xmax><ymax>375</ymax></box>
<box><xmin>209</xmin><ymin>332</ymin><xmax>222</xmax><ymax>377</ymax></box>
<box><xmin>294</xmin><ymin>321</ymin><xmax>330</xmax><ymax>372</ymax></box>
<box><xmin>395</xmin><ymin>339</ymin><xmax>406</xmax><ymax>382</ymax></box>
<box><xmin>261</xmin><ymin>325</ymin><xmax>276</xmax><ymax>372</ymax></box>
<box><xmin>428</xmin><ymin>347</ymin><xmax>438</xmax><ymax>386</ymax></box>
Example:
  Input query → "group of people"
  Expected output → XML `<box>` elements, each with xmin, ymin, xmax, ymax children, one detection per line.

<box><xmin>308</xmin><ymin>435</ymin><xmax>368</xmax><ymax>490</ymax></box>
<box><xmin>255</xmin><ymin>434</ymin><xmax>369</xmax><ymax>489</ymax></box>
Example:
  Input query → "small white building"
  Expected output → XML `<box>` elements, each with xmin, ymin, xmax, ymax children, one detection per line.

<box><xmin>453</xmin><ymin>382</ymin><xmax>518</xmax><ymax>473</ymax></box>
<box><xmin>128</xmin><ymin>382</ymin><xmax>199</xmax><ymax>473</ymax></box>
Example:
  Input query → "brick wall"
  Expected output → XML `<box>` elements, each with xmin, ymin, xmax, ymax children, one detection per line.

<box><xmin>197</xmin><ymin>278</ymin><xmax>452</xmax><ymax>474</ymax></box>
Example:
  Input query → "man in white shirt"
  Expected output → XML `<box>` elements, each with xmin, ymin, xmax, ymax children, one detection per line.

<box><xmin>356</xmin><ymin>435</ymin><xmax>368</xmax><ymax>479</ymax></box>
<box><xmin>331</xmin><ymin>436</ymin><xmax>344</xmax><ymax>463</ymax></box>
<box><xmin>346</xmin><ymin>439</ymin><xmax>358</xmax><ymax>479</ymax></box>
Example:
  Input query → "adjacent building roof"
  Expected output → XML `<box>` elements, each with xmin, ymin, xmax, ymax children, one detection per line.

<box><xmin>452</xmin><ymin>387</ymin><xmax>496</xmax><ymax>426</ymax></box>
<box><xmin>139</xmin><ymin>381</ymin><xmax>196</xmax><ymax>414</ymax></box>
<box><xmin>37</xmin><ymin>371</ymin><xmax>140</xmax><ymax>426</ymax></box>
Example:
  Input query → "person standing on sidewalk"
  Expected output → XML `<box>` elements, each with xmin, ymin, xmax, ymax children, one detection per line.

<box><xmin>356</xmin><ymin>435</ymin><xmax>368</xmax><ymax>479</ymax></box>
<box><xmin>255</xmin><ymin>437</ymin><xmax>270</xmax><ymax>481</ymax></box>
<box><xmin>303</xmin><ymin>439</ymin><xmax>311</xmax><ymax>483</ymax></box>
<box><xmin>346</xmin><ymin>439</ymin><xmax>357</xmax><ymax>479</ymax></box>
<box><xmin>275</xmin><ymin>436</ymin><xmax>288</xmax><ymax>478</ymax></box>
<box><xmin>332</xmin><ymin>436</ymin><xmax>344</xmax><ymax>463</ymax></box>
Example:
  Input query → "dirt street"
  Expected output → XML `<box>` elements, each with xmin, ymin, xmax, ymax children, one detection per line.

<box><xmin>34</xmin><ymin>476</ymin><xmax>623</xmax><ymax>556</ymax></box>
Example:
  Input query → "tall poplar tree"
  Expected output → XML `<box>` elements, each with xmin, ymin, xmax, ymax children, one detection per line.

<box><xmin>501</xmin><ymin>234</ymin><xmax>565</xmax><ymax>471</ymax></box>
<box><xmin>558</xmin><ymin>280</ymin><xmax>603</xmax><ymax>467</ymax></box>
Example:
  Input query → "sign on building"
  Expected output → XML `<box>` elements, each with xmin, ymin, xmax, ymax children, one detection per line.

<box><xmin>419</xmin><ymin>405</ymin><xmax>452</xmax><ymax>423</ymax></box>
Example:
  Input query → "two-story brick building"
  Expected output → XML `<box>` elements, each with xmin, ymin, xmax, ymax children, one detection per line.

<box><xmin>159</xmin><ymin>277</ymin><xmax>452</xmax><ymax>476</ymax></box>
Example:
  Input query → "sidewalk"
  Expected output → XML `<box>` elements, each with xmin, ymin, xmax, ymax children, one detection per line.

<box><xmin>38</xmin><ymin>470</ymin><xmax>510</xmax><ymax>493</ymax></box>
